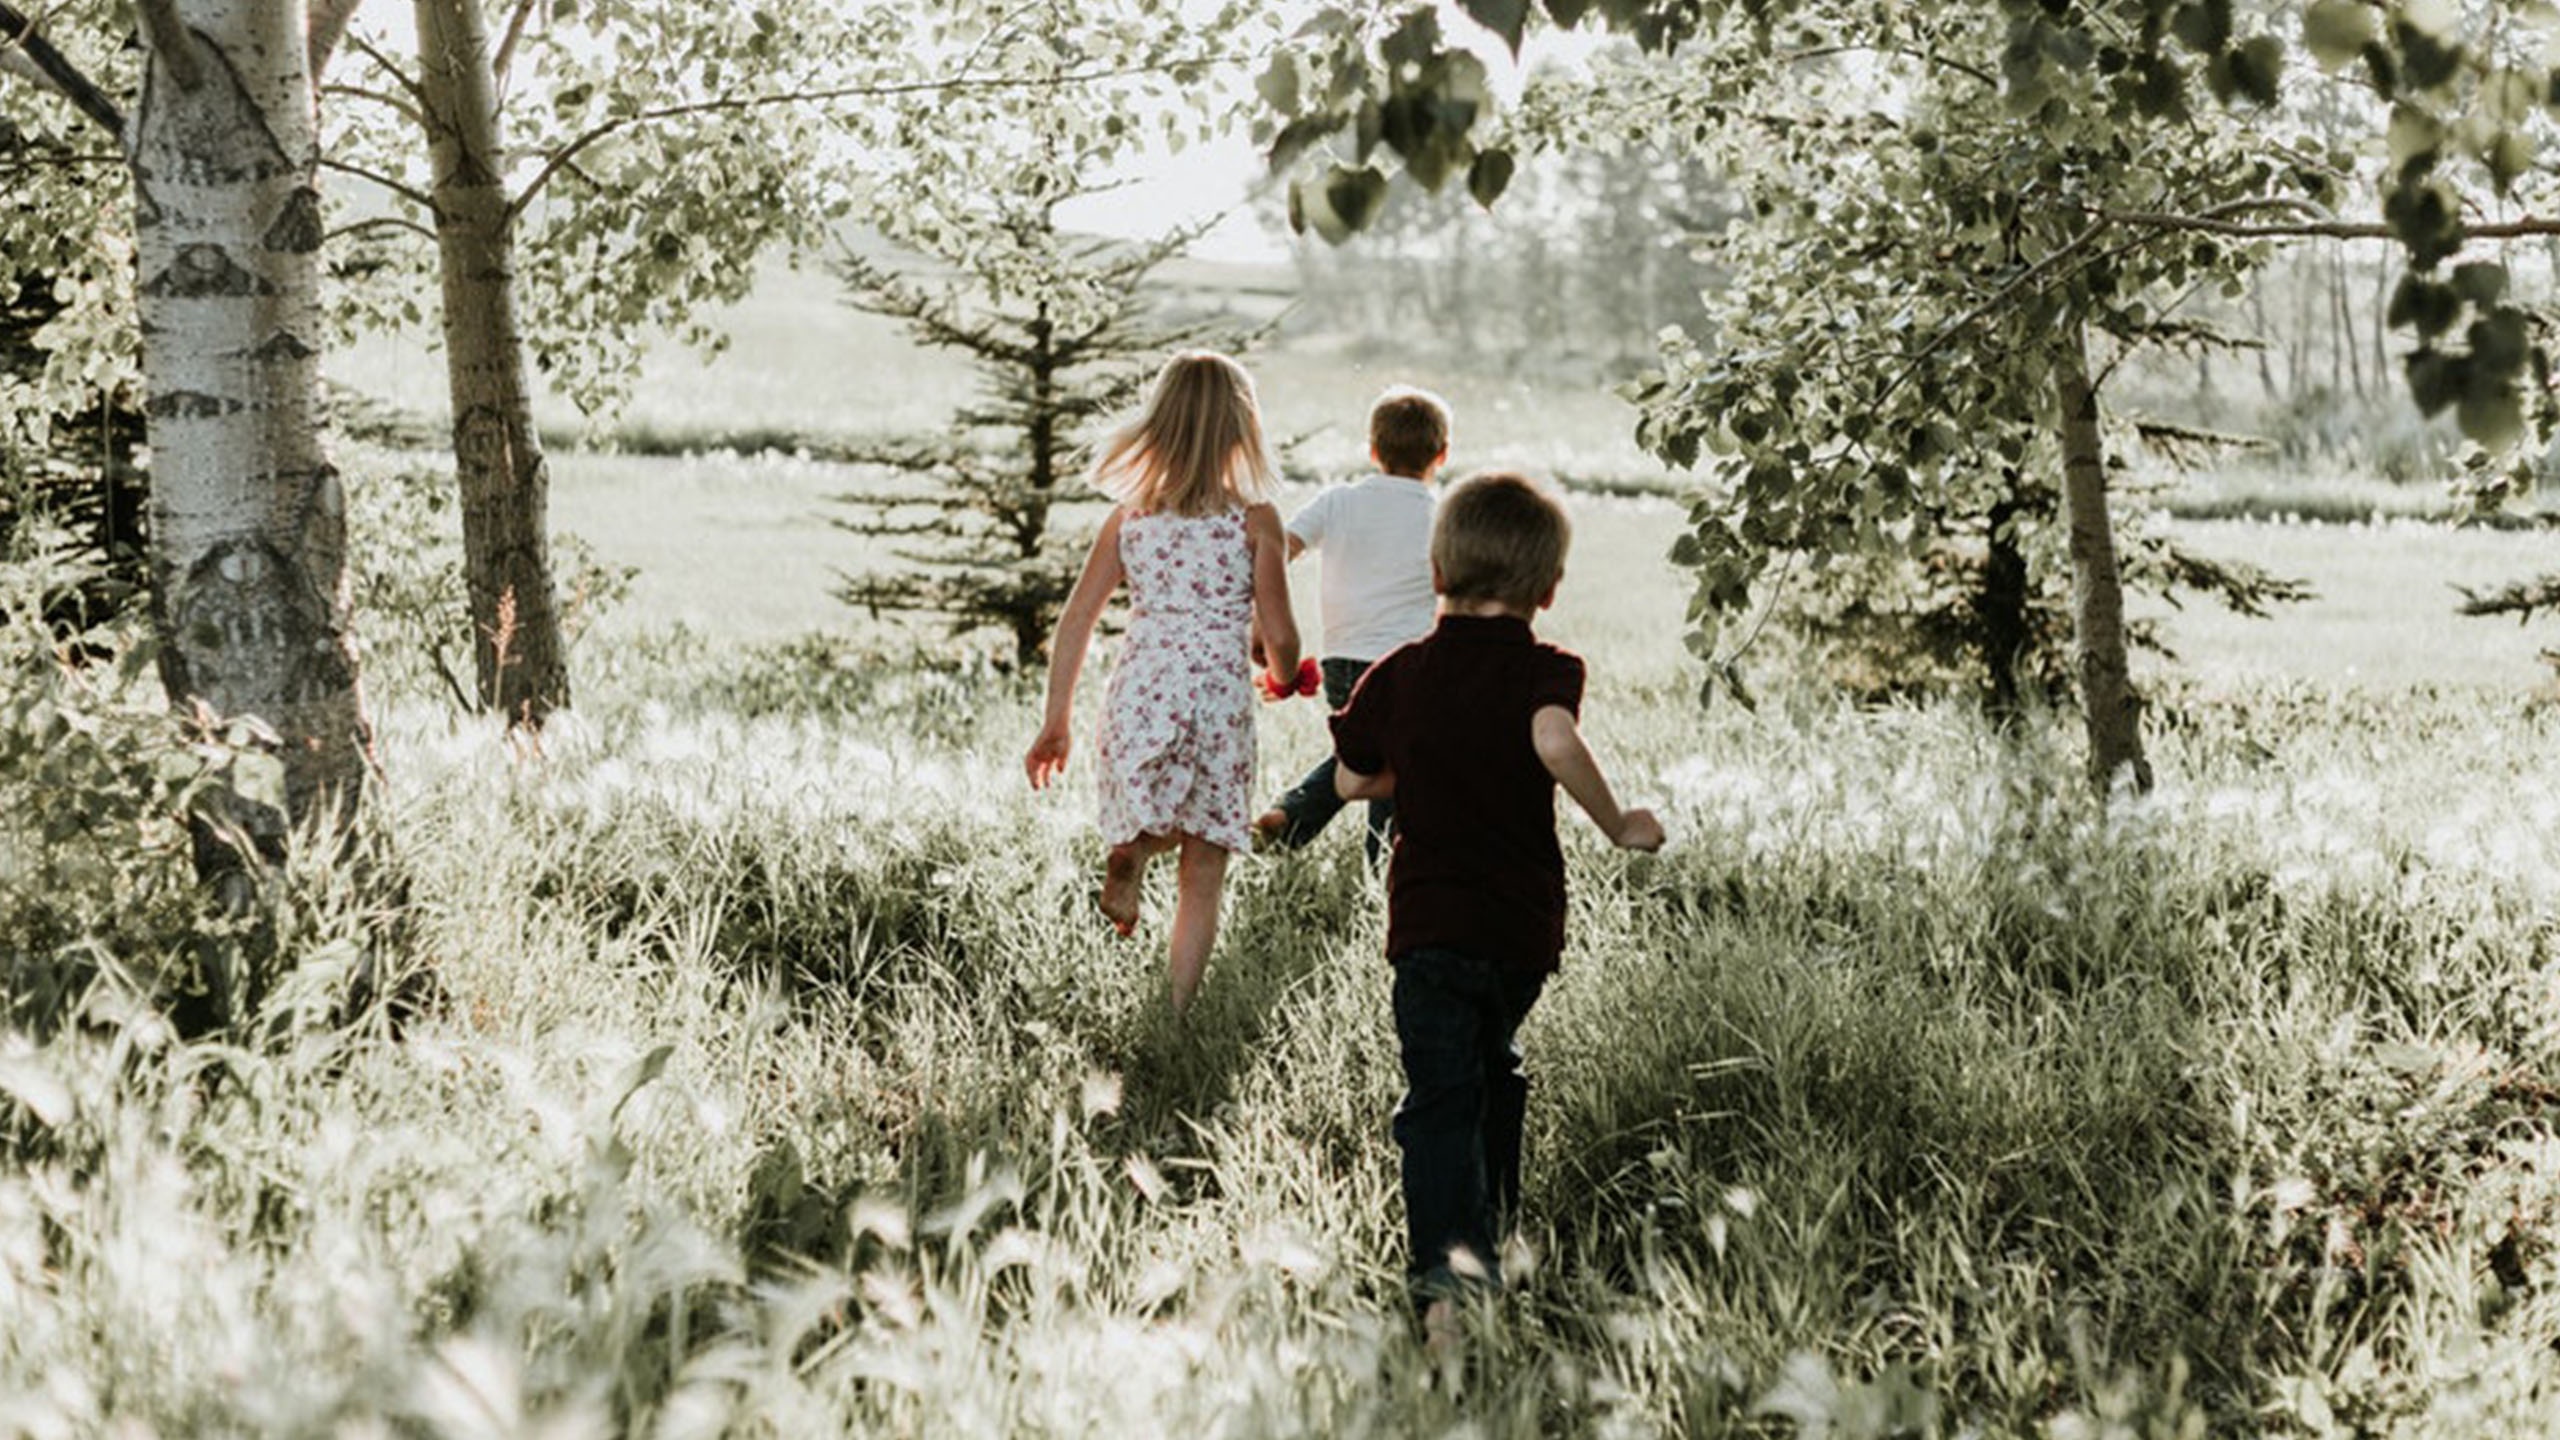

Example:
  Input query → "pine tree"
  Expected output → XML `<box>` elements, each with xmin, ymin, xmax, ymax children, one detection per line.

<box><xmin>830</xmin><ymin>213</ymin><xmax>1262</xmax><ymax>669</ymax></box>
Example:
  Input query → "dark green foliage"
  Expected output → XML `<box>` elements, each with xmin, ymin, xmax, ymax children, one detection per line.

<box><xmin>0</xmin><ymin>275</ymin><xmax>147</xmax><ymax>639</ymax></box>
<box><xmin>0</xmin><ymin>506</ymin><xmax>269</xmax><ymax>1036</ymax></box>
<box><xmin>829</xmin><ymin>225</ymin><xmax>1259</xmax><ymax>670</ymax></box>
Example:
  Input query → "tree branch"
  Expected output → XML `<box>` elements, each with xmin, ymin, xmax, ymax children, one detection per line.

<box><xmin>1778</xmin><ymin>42</ymin><xmax>1998</xmax><ymax>88</ymax></box>
<box><xmin>319</xmin><ymin>154</ymin><xmax>435</xmax><ymax>211</ymax></box>
<box><xmin>2096</xmin><ymin>202</ymin><xmax>2560</xmax><ymax>243</ymax></box>
<box><xmin>308</xmin><ymin>0</ymin><xmax>363</xmax><ymax>82</ymax></box>
<box><xmin>491</xmin><ymin>0</ymin><xmax>539</xmax><ymax>86</ymax></box>
<box><xmin>346</xmin><ymin>27</ymin><xmax>424</xmax><ymax>106</ymax></box>
<box><xmin>133</xmin><ymin>0</ymin><xmax>202</xmax><ymax>91</ymax></box>
<box><xmin>324</xmin><ymin>213</ymin><xmax>436</xmax><ymax>244</ymax></box>
<box><xmin>1874</xmin><ymin>214</ymin><xmax>2109</xmax><ymax>411</ymax></box>
<box><xmin>506</xmin><ymin>50</ymin><xmax>1266</xmax><ymax>219</ymax></box>
<box><xmin>323</xmin><ymin>80</ymin><xmax>422</xmax><ymax>126</ymax></box>
<box><xmin>0</xmin><ymin>1</ymin><xmax>125</xmax><ymax>136</ymax></box>
<box><xmin>0</xmin><ymin>145</ymin><xmax>125</xmax><ymax>175</ymax></box>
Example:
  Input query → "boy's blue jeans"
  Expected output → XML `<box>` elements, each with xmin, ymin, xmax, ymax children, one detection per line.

<box><xmin>1390</xmin><ymin>945</ymin><xmax>1547</xmax><ymax>1310</ymax></box>
<box><xmin>1269</xmin><ymin>657</ymin><xmax>1393</xmax><ymax>862</ymax></box>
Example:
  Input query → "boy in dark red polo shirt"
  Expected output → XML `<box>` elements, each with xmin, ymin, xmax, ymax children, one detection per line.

<box><xmin>1329</xmin><ymin>470</ymin><xmax>1665</xmax><ymax>1332</ymax></box>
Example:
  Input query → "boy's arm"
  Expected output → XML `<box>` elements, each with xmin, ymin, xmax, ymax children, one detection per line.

<box><xmin>1329</xmin><ymin>652</ymin><xmax>1395</xmax><ymax>800</ymax></box>
<box><xmin>1335</xmin><ymin>761</ymin><xmax>1394</xmax><ymax>801</ymax></box>
<box><xmin>1283</xmin><ymin>490</ymin><xmax>1325</xmax><ymax>564</ymax></box>
<box><xmin>1531</xmin><ymin>706</ymin><xmax>1664</xmax><ymax>851</ymax></box>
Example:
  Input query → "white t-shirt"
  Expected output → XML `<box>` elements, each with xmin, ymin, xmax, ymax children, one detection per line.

<box><xmin>1286</xmin><ymin>473</ymin><xmax>1438</xmax><ymax>663</ymax></box>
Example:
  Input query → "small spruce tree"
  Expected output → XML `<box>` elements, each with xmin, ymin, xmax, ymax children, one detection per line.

<box><xmin>830</xmin><ymin>204</ymin><xmax>1266</xmax><ymax>670</ymax></box>
<box><xmin>824</xmin><ymin>0</ymin><xmax>1273</xmax><ymax>669</ymax></box>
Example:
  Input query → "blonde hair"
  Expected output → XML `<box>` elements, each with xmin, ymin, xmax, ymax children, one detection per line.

<box><xmin>1432</xmin><ymin>471</ymin><xmax>1570</xmax><ymax>609</ymax></box>
<box><xmin>1091</xmin><ymin>351</ymin><xmax>1277</xmax><ymax>515</ymax></box>
<box><xmin>1368</xmin><ymin>386</ymin><xmax>1451</xmax><ymax>477</ymax></box>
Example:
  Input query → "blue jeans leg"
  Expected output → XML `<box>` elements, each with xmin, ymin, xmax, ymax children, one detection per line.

<box><xmin>1390</xmin><ymin>946</ymin><xmax>1545</xmax><ymax>1307</ymax></box>
<box><xmin>1270</xmin><ymin>657</ymin><xmax>1394</xmax><ymax>854</ymax></box>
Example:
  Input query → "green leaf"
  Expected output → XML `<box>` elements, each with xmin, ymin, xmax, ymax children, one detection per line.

<box><xmin>1266</xmin><ymin>116</ymin><xmax>1334</xmax><ymax>175</ymax></box>
<box><xmin>2229</xmin><ymin>34</ymin><xmax>2283</xmax><ymax>106</ymax></box>
<box><xmin>2402</xmin><ymin>0</ymin><xmax>2461</xmax><ymax>39</ymax></box>
<box><xmin>2302</xmin><ymin>0</ymin><xmax>2374</xmax><ymax>70</ymax></box>
<box><xmin>2405</xmin><ymin>348</ymin><xmax>2465</xmax><ymax>415</ymax></box>
<box><xmin>608</xmin><ymin>1042</ymin><xmax>674</xmax><ymax>1123</ymax></box>
<box><xmin>2395</xmin><ymin>17</ymin><xmax>2464</xmax><ymax>91</ymax></box>
<box><xmin>2484</xmin><ymin>68</ymin><xmax>2539</xmax><ymax>125</ymax></box>
<box><xmin>2452</xmin><ymin>262</ymin><xmax>2508</xmax><ymax>306</ymax></box>
<box><xmin>2171</xmin><ymin>0</ymin><xmax>2232</xmax><ymax>53</ymax></box>
<box><xmin>1544</xmin><ymin>0</ymin><xmax>1592</xmax><ymax>23</ymax></box>
<box><xmin>2387</xmin><ymin>274</ymin><xmax>2461</xmax><ymax>338</ymax></box>
<box><xmin>1405</xmin><ymin>129</ymin><xmax>1466</xmax><ymax>190</ymax></box>
<box><xmin>1468</xmin><ymin>147</ymin><xmax>1515</xmax><ymax>208</ymax></box>
<box><xmin>1324</xmin><ymin>162</ymin><xmax>1389</xmax><ymax>234</ymax></box>
<box><xmin>2458</xmin><ymin>388</ymin><xmax>2525</xmax><ymax>450</ymax></box>
<box><xmin>2131</xmin><ymin>53</ymin><xmax>2187</xmax><ymax>118</ymax></box>
<box><xmin>2385</xmin><ymin>105</ymin><xmax>2441</xmax><ymax>170</ymax></box>
<box><xmin>1460</xmin><ymin>0</ymin><xmax>1530</xmax><ymax>54</ymax></box>
<box><xmin>2360</xmin><ymin>39</ymin><xmax>2399</xmax><ymax>98</ymax></box>
<box><xmin>1379</xmin><ymin>92</ymin><xmax>1428</xmax><ymax>159</ymax></box>
<box><xmin>2384</xmin><ymin>175</ymin><xmax>2464</xmax><ymax>269</ymax></box>
<box><xmin>1255</xmin><ymin>54</ymin><xmax>1299</xmax><ymax>114</ymax></box>
<box><xmin>2469</xmin><ymin>307</ymin><xmax>2530</xmax><ymax>378</ymax></box>
<box><xmin>2487</xmin><ymin>129</ymin><xmax>2534</xmax><ymax>195</ymax></box>
<box><xmin>1381</xmin><ymin>7</ymin><xmax>1443</xmax><ymax>69</ymax></box>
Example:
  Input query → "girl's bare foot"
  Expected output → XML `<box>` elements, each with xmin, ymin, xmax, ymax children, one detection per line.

<box><xmin>1099</xmin><ymin>843</ymin><xmax>1144</xmax><ymax>936</ymax></box>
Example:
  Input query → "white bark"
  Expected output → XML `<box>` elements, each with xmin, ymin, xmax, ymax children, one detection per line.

<box><xmin>132</xmin><ymin>0</ymin><xmax>371</xmax><ymax>840</ymax></box>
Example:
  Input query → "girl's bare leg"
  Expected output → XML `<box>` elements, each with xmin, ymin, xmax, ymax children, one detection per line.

<box><xmin>1166</xmin><ymin>833</ymin><xmax>1231</xmax><ymax>1014</ymax></box>
<box><xmin>1100</xmin><ymin>832</ymin><xmax>1178</xmax><ymax>936</ymax></box>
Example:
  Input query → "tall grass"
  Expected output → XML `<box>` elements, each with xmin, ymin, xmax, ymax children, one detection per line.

<box><xmin>7</xmin><ymin>602</ymin><xmax>2558</xmax><ymax>1436</ymax></box>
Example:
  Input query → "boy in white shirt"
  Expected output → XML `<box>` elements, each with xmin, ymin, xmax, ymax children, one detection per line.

<box><xmin>1254</xmin><ymin>385</ymin><xmax>1450</xmax><ymax>861</ymax></box>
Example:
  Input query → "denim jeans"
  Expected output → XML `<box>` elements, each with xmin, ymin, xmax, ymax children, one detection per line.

<box><xmin>1268</xmin><ymin>657</ymin><xmax>1393</xmax><ymax>863</ymax></box>
<box><xmin>1390</xmin><ymin>946</ymin><xmax>1546</xmax><ymax>1308</ymax></box>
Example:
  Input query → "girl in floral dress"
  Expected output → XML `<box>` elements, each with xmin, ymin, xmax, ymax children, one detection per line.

<box><xmin>1025</xmin><ymin>352</ymin><xmax>1300</xmax><ymax>1014</ymax></box>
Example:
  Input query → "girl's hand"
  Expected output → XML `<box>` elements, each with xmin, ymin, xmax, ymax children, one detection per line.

<box><xmin>1258</xmin><ymin>656</ymin><xmax>1321</xmax><ymax>702</ymax></box>
<box><xmin>1025</xmin><ymin>722</ymin><xmax>1071</xmax><ymax>789</ymax></box>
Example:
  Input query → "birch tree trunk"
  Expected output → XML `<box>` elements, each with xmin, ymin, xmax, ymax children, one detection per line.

<box><xmin>131</xmin><ymin>0</ymin><xmax>371</xmax><ymax>849</ymax></box>
<box><xmin>415</xmin><ymin>0</ymin><xmax>569</xmax><ymax>725</ymax></box>
<box><xmin>2054</xmin><ymin>324</ymin><xmax>2151</xmax><ymax>796</ymax></box>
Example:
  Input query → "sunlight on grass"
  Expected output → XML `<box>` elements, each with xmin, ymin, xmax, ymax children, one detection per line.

<box><xmin>10</xmin><ymin>619</ymin><xmax>2559</xmax><ymax>1433</ymax></box>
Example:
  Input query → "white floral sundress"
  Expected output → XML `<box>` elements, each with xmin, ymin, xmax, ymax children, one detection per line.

<box><xmin>1097</xmin><ymin>507</ymin><xmax>1257</xmax><ymax>853</ymax></box>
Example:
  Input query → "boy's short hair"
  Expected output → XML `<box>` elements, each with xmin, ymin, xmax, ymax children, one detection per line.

<box><xmin>1369</xmin><ymin>386</ymin><xmax>1452</xmax><ymax>477</ymax></box>
<box><xmin>1432</xmin><ymin>471</ymin><xmax>1570</xmax><ymax>609</ymax></box>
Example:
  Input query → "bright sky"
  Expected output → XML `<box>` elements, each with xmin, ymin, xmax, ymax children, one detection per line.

<box><xmin>1055</xmin><ymin>132</ymin><xmax>1286</xmax><ymax>263</ymax></box>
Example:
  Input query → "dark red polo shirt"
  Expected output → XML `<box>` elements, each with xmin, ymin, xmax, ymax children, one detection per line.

<box><xmin>1329</xmin><ymin>613</ymin><xmax>1586</xmax><ymax>975</ymax></box>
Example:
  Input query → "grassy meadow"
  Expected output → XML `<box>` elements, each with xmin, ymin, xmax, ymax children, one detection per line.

<box><xmin>8</xmin><ymin>259</ymin><xmax>2560</xmax><ymax>1438</ymax></box>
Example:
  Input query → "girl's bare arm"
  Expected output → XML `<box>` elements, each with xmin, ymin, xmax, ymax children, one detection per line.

<box><xmin>1026</xmin><ymin>508</ymin><xmax>1126</xmax><ymax>788</ymax></box>
<box><xmin>1246</xmin><ymin>503</ymin><xmax>1300</xmax><ymax>686</ymax></box>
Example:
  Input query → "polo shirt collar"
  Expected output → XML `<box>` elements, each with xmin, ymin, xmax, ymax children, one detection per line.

<box><xmin>1362</xmin><ymin>472</ymin><xmax>1431</xmax><ymax>494</ymax></box>
<box><xmin>1434</xmin><ymin>612</ymin><xmax>1535</xmax><ymax>643</ymax></box>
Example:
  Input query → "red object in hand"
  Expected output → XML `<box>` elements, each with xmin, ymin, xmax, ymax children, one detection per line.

<box><xmin>1260</xmin><ymin>657</ymin><xmax>1321</xmax><ymax>700</ymax></box>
